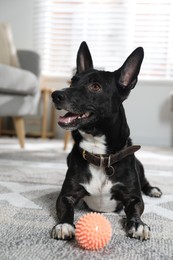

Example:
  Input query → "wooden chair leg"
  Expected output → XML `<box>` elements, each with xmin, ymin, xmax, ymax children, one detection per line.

<box><xmin>64</xmin><ymin>131</ymin><xmax>71</xmax><ymax>150</ymax></box>
<box><xmin>41</xmin><ymin>88</ymin><xmax>49</xmax><ymax>139</ymax></box>
<box><xmin>13</xmin><ymin>117</ymin><xmax>25</xmax><ymax>148</ymax></box>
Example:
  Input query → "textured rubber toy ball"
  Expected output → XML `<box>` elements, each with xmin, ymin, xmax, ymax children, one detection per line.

<box><xmin>75</xmin><ymin>212</ymin><xmax>112</xmax><ymax>250</ymax></box>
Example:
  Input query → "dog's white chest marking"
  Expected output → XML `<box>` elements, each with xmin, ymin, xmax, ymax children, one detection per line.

<box><xmin>82</xmin><ymin>165</ymin><xmax>118</xmax><ymax>212</ymax></box>
<box><xmin>79</xmin><ymin>132</ymin><xmax>118</xmax><ymax>212</ymax></box>
<box><xmin>79</xmin><ymin>131</ymin><xmax>107</xmax><ymax>154</ymax></box>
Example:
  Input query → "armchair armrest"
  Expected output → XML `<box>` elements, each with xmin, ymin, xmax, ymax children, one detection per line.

<box><xmin>17</xmin><ymin>50</ymin><xmax>40</xmax><ymax>77</ymax></box>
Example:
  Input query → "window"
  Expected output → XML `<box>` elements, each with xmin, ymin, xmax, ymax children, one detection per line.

<box><xmin>34</xmin><ymin>0</ymin><xmax>173</xmax><ymax>80</ymax></box>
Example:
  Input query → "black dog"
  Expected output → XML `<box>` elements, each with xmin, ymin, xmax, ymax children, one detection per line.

<box><xmin>51</xmin><ymin>42</ymin><xmax>162</xmax><ymax>241</ymax></box>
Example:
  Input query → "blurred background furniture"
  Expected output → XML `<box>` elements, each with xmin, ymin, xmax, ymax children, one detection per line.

<box><xmin>0</xmin><ymin>22</ymin><xmax>40</xmax><ymax>148</ymax></box>
<box><xmin>64</xmin><ymin>131</ymin><xmax>71</xmax><ymax>150</ymax></box>
<box><xmin>23</xmin><ymin>87</ymin><xmax>56</xmax><ymax>139</ymax></box>
<box><xmin>0</xmin><ymin>50</ymin><xmax>40</xmax><ymax>148</ymax></box>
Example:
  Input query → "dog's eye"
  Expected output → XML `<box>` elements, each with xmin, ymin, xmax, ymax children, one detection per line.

<box><xmin>89</xmin><ymin>83</ymin><xmax>101</xmax><ymax>92</ymax></box>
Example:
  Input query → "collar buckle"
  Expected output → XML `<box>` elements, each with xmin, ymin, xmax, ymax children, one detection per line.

<box><xmin>82</xmin><ymin>150</ymin><xmax>86</xmax><ymax>160</ymax></box>
<box><xmin>99</xmin><ymin>155</ymin><xmax>105</xmax><ymax>167</ymax></box>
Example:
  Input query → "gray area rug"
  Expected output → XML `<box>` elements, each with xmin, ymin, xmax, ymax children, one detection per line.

<box><xmin>0</xmin><ymin>137</ymin><xmax>173</xmax><ymax>260</ymax></box>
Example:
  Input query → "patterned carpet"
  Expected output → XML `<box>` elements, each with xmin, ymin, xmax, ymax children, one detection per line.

<box><xmin>0</xmin><ymin>137</ymin><xmax>173</xmax><ymax>260</ymax></box>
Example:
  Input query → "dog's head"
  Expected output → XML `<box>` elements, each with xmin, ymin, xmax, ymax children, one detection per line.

<box><xmin>52</xmin><ymin>42</ymin><xmax>144</xmax><ymax>131</ymax></box>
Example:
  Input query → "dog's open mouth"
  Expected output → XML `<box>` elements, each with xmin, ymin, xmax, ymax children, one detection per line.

<box><xmin>58</xmin><ymin>111</ymin><xmax>93</xmax><ymax>129</ymax></box>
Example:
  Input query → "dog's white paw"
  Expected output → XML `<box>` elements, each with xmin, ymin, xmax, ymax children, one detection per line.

<box><xmin>128</xmin><ymin>223</ymin><xmax>150</xmax><ymax>240</ymax></box>
<box><xmin>149</xmin><ymin>187</ymin><xmax>162</xmax><ymax>198</ymax></box>
<box><xmin>51</xmin><ymin>223</ymin><xmax>75</xmax><ymax>240</ymax></box>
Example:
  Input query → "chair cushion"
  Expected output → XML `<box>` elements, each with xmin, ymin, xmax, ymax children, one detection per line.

<box><xmin>0</xmin><ymin>64</ymin><xmax>38</xmax><ymax>95</ymax></box>
<box><xmin>0</xmin><ymin>23</ymin><xmax>20</xmax><ymax>67</ymax></box>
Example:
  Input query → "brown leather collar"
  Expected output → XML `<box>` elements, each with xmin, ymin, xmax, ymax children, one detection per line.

<box><xmin>79</xmin><ymin>145</ymin><xmax>141</xmax><ymax>168</ymax></box>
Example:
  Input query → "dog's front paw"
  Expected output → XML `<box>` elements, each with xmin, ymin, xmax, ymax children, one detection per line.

<box><xmin>127</xmin><ymin>219</ymin><xmax>150</xmax><ymax>240</ymax></box>
<box><xmin>51</xmin><ymin>223</ymin><xmax>75</xmax><ymax>240</ymax></box>
<box><xmin>148</xmin><ymin>187</ymin><xmax>162</xmax><ymax>198</ymax></box>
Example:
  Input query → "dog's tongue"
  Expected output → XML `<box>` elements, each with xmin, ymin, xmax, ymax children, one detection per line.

<box><xmin>58</xmin><ymin>112</ymin><xmax>79</xmax><ymax>125</ymax></box>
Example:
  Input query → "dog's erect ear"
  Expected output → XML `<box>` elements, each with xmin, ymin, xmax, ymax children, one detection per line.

<box><xmin>76</xmin><ymin>41</ymin><xmax>93</xmax><ymax>73</ymax></box>
<box><xmin>118</xmin><ymin>47</ymin><xmax>144</xmax><ymax>90</ymax></box>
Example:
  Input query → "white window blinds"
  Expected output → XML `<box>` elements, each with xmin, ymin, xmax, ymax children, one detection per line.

<box><xmin>34</xmin><ymin>0</ymin><xmax>173</xmax><ymax>80</ymax></box>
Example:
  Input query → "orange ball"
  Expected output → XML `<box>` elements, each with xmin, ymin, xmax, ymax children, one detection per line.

<box><xmin>75</xmin><ymin>212</ymin><xmax>112</xmax><ymax>250</ymax></box>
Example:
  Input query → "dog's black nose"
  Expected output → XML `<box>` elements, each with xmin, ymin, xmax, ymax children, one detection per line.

<box><xmin>51</xmin><ymin>90</ymin><xmax>66</xmax><ymax>110</ymax></box>
<box><xmin>51</xmin><ymin>90</ymin><xmax>65</xmax><ymax>103</ymax></box>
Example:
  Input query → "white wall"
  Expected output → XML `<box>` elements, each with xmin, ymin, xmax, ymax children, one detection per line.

<box><xmin>0</xmin><ymin>0</ymin><xmax>35</xmax><ymax>50</ymax></box>
<box><xmin>124</xmin><ymin>80</ymin><xmax>173</xmax><ymax>147</ymax></box>
<box><xmin>0</xmin><ymin>0</ymin><xmax>173</xmax><ymax>146</ymax></box>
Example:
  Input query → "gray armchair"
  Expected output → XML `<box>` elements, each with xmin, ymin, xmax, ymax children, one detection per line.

<box><xmin>0</xmin><ymin>50</ymin><xmax>40</xmax><ymax>148</ymax></box>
